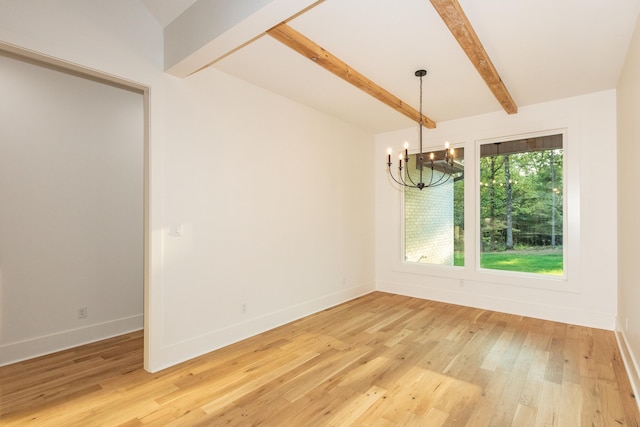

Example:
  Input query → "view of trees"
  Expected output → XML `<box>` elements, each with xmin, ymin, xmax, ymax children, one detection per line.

<box><xmin>409</xmin><ymin>136</ymin><xmax>564</xmax><ymax>275</ymax></box>
<box><xmin>478</xmin><ymin>148</ymin><xmax>563</xmax><ymax>253</ymax></box>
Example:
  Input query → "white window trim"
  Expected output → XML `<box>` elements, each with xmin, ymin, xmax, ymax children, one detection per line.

<box><xmin>475</xmin><ymin>128</ymin><xmax>569</xmax><ymax>281</ymax></box>
<box><xmin>394</xmin><ymin>127</ymin><xmax>580</xmax><ymax>294</ymax></box>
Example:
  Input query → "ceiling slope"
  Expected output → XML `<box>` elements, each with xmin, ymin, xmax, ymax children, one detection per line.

<box><xmin>430</xmin><ymin>0</ymin><xmax>517</xmax><ymax>114</ymax></box>
<box><xmin>144</xmin><ymin>0</ymin><xmax>640</xmax><ymax>133</ymax></box>
<box><xmin>267</xmin><ymin>23</ymin><xmax>437</xmax><ymax>128</ymax></box>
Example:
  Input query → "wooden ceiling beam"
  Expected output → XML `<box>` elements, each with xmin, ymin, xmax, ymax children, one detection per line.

<box><xmin>267</xmin><ymin>23</ymin><xmax>436</xmax><ymax>128</ymax></box>
<box><xmin>430</xmin><ymin>0</ymin><xmax>518</xmax><ymax>114</ymax></box>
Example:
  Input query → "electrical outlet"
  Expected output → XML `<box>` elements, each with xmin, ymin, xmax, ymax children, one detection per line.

<box><xmin>242</xmin><ymin>303</ymin><xmax>247</xmax><ymax>314</ymax></box>
<box><xmin>78</xmin><ymin>307</ymin><xmax>87</xmax><ymax>319</ymax></box>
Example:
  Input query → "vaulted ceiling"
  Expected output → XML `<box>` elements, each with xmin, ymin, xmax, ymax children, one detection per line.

<box><xmin>142</xmin><ymin>0</ymin><xmax>640</xmax><ymax>133</ymax></box>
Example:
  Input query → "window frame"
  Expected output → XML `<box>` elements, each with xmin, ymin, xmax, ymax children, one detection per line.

<box><xmin>395</xmin><ymin>128</ymin><xmax>576</xmax><ymax>292</ymax></box>
<box><xmin>475</xmin><ymin>129</ymin><xmax>569</xmax><ymax>281</ymax></box>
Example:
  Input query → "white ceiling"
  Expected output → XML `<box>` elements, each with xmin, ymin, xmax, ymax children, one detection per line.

<box><xmin>141</xmin><ymin>0</ymin><xmax>197</xmax><ymax>27</ymax></box>
<box><xmin>143</xmin><ymin>0</ymin><xmax>640</xmax><ymax>133</ymax></box>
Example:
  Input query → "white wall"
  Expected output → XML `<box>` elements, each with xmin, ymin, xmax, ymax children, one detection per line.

<box><xmin>157</xmin><ymin>68</ymin><xmax>375</xmax><ymax>368</ymax></box>
<box><xmin>0</xmin><ymin>0</ymin><xmax>164</xmax><ymax>370</ymax></box>
<box><xmin>376</xmin><ymin>90</ymin><xmax>618</xmax><ymax>330</ymax></box>
<box><xmin>2</xmin><ymin>0</ymin><xmax>626</xmax><ymax>377</ymax></box>
<box><xmin>0</xmin><ymin>54</ymin><xmax>144</xmax><ymax>365</ymax></box>
<box><xmin>617</xmin><ymin>11</ymin><xmax>640</xmax><ymax>406</ymax></box>
<box><xmin>0</xmin><ymin>0</ymin><xmax>375</xmax><ymax>372</ymax></box>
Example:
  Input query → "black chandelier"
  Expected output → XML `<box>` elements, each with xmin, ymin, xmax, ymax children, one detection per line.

<box><xmin>387</xmin><ymin>69</ymin><xmax>461</xmax><ymax>190</ymax></box>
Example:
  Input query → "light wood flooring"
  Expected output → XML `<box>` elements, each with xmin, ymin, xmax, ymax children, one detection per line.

<box><xmin>1</xmin><ymin>292</ymin><xmax>639</xmax><ymax>426</ymax></box>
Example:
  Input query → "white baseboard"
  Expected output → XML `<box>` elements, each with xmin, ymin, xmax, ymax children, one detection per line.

<box><xmin>148</xmin><ymin>283</ymin><xmax>374</xmax><ymax>372</ymax></box>
<box><xmin>376</xmin><ymin>281</ymin><xmax>615</xmax><ymax>330</ymax></box>
<box><xmin>615</xmin><ymin>320</ymin><xmax>640</xmax><ymax>412</ymax></box>
<box><xmin>0</xmin><ymin>314</ymin><xmax>144</xmax><ymax>367</ymax></box>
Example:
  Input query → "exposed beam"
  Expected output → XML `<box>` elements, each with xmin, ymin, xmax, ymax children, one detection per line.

<box><xmin>430</xmin><ymin>0</ymin><xmax>518</xmax><ymax>114</ymax></box>
<box><xmin>164</xmin><ymin>0</ymin><xmax>322</xmax><ymax>77</ymax></box>
<box><xmin>267</xmin><ymin>23</ymin><xmax>436</xmax><ymax>128</ymax></box>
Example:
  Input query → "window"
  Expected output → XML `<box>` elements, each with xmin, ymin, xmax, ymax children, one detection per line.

<box><xmin>404</xmin><ymin>148</ymin><xmax>464</xmax><ymax>266</ymax></box>
<box><xmin>479</xmin><ymin>134</ymin><xmax>563</xmax><ymax>276</ymax></box>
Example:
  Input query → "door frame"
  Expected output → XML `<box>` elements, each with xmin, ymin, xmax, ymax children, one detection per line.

<box><xmin>0</xmin><ymin>41</ymin><xmax>151</xmax><ymax>369</ymax></box>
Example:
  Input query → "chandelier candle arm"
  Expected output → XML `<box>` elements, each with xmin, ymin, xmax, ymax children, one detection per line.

<box><xmin>387</xmin><ymin>69</ymin><xmax>459</xmax><ymax>190</ymax></box>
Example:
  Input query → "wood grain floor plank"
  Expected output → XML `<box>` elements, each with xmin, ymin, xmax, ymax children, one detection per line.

<box><xmin>1</xmin><ymin>292</ymin><xmax>639</xmax><ymax>426</ymax></box>
<box><xmin>533</xmin><ymin>380</ymin><xmax>562</xmax><ymax>426</ymax></box>
<box><xmin>544</xmin><ymin>336</ymin><xmax>566</xmax><ymax>384</ymax></box>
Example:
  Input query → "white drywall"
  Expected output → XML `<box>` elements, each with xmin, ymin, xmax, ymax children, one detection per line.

<box><xmin>0</xmin><ymin>54</ymin><xmax>144</xmax><ymax>365</ymax></box>
<box><xmin>375</xmin><ymin>90</ymin><xmax>618</xmax><ymax>330</ymax></box>
<box><xmin>157</xmin><ymin>68</ymin><xmax>375</xmax><ymax>368</ymax></box>
<box><xmin>617</xmin><ymin>11</ymin><xmax>640</xmax><ymax>407</ymax></box>
<box><xmin>0</xmin><ymin>0</ymin><xmax>375</xmax><ymax>371</ymax></box>
<box><xmin>2</xmin><ymin>0</ymin><xmax>634</xmax><ymax>377</ymax></box>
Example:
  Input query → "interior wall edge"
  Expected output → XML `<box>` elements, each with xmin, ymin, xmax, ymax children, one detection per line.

<box><xmin>0</xmin><ymin>40</ymin><xmax>148</xmax><ymax>93</ymax></box>
<box><xmin>615</xmin><ymin>320</ymin><xmax>640</xmax><ymax>412</ymax></box>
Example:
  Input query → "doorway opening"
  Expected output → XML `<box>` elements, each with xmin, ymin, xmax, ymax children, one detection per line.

<box><xmin>0</xmin><ymin>42</ymin><xmax>150</xmax><ymax>370</ymax></box>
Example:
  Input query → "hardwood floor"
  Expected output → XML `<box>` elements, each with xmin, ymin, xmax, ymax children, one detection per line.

<box><xmin>1</xmin><ymin>292</ymin><xmax>638</xmax><ymax>426</ymax></box>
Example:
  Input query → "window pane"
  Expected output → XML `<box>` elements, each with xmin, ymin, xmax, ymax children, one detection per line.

<box><xmin>404</xmin><ymin>149</ymin><xmax>464</xmax><ymax>265</ymax></box>
<box><xmin>479</xmin><ymin>135</ymin><xmax>563</xmax><ymax>275</ymax></box>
